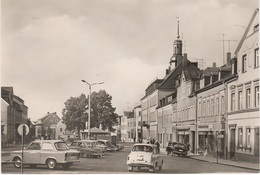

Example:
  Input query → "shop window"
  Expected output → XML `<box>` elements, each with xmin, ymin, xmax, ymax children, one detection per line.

<box><xmin>246</xmin><ymin>128</ymin><xmax>251</xmax><ymax>148</ymax></box>
<box><xmin>238</xmin><ymin>128</ymin><xmax>243</xmax><ymax>148</ymax></box>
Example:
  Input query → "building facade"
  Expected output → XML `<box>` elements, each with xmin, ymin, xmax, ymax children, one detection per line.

<box><xmin>226</xmin><ymin>9</ymin><xmax>259</xmax><ymax>163</ymax></box>
<box><xmin>1</xmin><ymin>87</ymin><xmax>28</xmax><ymax>145</ymax></box>
<box><xmin>35</xmin><ymin>112</ymin><xmax>61</xmax><ymax>139</ymax></box>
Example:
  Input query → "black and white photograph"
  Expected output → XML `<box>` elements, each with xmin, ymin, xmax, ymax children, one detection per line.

<box><xmin>1</xmin><ymin>0</ymin><xmax>259</xmax><ymax>174</ymax></box>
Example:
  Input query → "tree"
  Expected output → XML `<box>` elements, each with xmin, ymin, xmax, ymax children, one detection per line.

<box><xmin>62</xmin><ymin>90</ymin><xmax>118</xmax><ymax>137</ymax></box>
<box><xmin>90</xmin><ymin>90</ymin><xmax>118</xmax><ymax>132</ymax></box>
<box><xmin>62</xmin><ymin>94</ymin><xmax>88</xmax><ymax>138</ymax></box>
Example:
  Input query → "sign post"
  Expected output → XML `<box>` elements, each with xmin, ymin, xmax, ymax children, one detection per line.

<box><xmin>17</xmin><ymin>124</ymin><xmax>29</xmax><ymax>174</ymax></box>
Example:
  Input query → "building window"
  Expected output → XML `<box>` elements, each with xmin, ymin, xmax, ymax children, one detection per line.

<box><xmin>216</xmin><ymin>98</ymin><xmax>219</xmax><ymax>114</ymax></box>
<box><xmin>231</xmin><ymin>93</ymin><xmax>235</xmax><ymax>111</ymax></box>
<box><xmin>211</xmin><ymin>99</ymin><xmax>214</xmax><ymax>115</ymax></box>
<box><xmin>238</xmin><ymin>127</ymin><xmax>243</xmax><ymax>147</ymax></box>
<box><xmin>238</xmin><ymin>91</ymin><xmax>243</xmax><ymax>110</ymax></box>
<box><xmin>246</xmin><ymin>88</ymin><xmax>251</xmax><ymax>108</ymax></box>
<box><xmin>203</xmin><ymin>101</ymin><xmax>206</xmax><ymax>117</ymax></box>
<box><xmin>255</xmin><ymin>86</ymin><xmax>259</xmax><ymax>107</ymax></box>
<box><xmin>60</xmin><ymin>128</ymin><xmax>62</xmax><ymax>132</ymax></box>
<box><xmin>255</xmin><ymin>48</ymin><xmax>259</xmax><ymax>68</ymax></box>
<box><xmin>207</xmin><ymin>100</ymin><xmax>210</xmax><ymax>116</ymax></box>
<box><xmin>242</xmin><ymin>55</ymin><xmax>247</xmax><ymax>73</ymax></box>
<box><xmin>246</xmin><ymin>128</ymin><xmax>251</xmax><ymax>148</ymax></box>
<box><xmin>221</xmin><ymin>96</ymin><xmax>224</xmax><ymax>114</ymax></box>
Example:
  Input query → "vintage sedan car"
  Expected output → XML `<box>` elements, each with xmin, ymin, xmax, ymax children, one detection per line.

<box><xmin>81</xmin><ymin>140</ymin><xmax>104</xmax><ymax>156</ymax></box>
<box><xmin>171</xmin><ymin>142</ymin><xmax>188</xmax><ymax>156</ymax></box>
<box><xmin>10</xmin><ymin>140</ymin><xmax>80</xmax><ymax>169</ymax></box>
<box><xmin>126</xmin><ymin>143</ymin><xmax>163</xmax><ymax>172</ymax></box>
<box><xmin>97</xmin><ymin>140</ymin><xmax>117</xmax><ymax>151</ymax></box>
<box><xmin>69</xmin><ymin>140</ymin><xmax>102</xmax><ymax>158</ymax></box>
<box><xmin>90</xmin><ymin>140</ymin><xmax>107</xmax><ymax>153</ymax></box>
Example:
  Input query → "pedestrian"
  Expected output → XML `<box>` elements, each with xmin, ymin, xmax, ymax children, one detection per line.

<box><xmin>155</xmin><ymin>140</ymin><xmax>160</xmax><ymax>154</ymax></box>
<box><xmin>133</xmin><ymin>137</ymin><xmax>136</xmax><ymax>143</ymax></box>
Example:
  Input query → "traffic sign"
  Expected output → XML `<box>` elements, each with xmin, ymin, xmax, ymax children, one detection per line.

<box><xmin>17</xmin><ymin>124</ymin><xmax>29</xmax><ymax>136</ymax></box>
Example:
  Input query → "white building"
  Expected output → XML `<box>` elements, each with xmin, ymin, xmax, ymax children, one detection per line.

<box><xmin>227</xmin><ymin>9</ymin><xmax>259</xmax><ymax>163</ymax></box>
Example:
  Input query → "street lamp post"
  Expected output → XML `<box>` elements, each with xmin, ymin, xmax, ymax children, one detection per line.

<box><xmin>82</xmin><ymin>80</ymin><xmax>104</xmax><ymax>139</ymax></box>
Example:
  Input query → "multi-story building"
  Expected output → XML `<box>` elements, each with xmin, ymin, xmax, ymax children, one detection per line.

<box><xmin>195</xmin><ymin>60</ymin><xmax>238</xmax><ymax>158</ymax></box>
<box><xmin>141</xmin><ymin>79</ymin><xmax>163</xmax><ymax>142</ymax></box>
<box><xmin>133</xmin><ymin>105</ymin><xmax>141</xmax><ymax>142</ymax></box>
<box><xmin>1</xmin><ymin>98</ymin><xmax>9</xmax><ymax>143</ymax></box>
<box><xmin>35</xmin><ymin>112</ymin><xmax>61</xmax><ymax>139</ymax></box>
<box><xmin>226</xmin><ymin>9</ymin><xmax>259</xmax><ymax>163</ymax></box>
<box><xmin>1</xmin><ymin>87</ymin><xmax>28</xmax><ymax>144</ymax></box>
<box><xmin>120</xmin><ymin>113</ymin><xmax>128</xmax><ymax>142</ymax></box>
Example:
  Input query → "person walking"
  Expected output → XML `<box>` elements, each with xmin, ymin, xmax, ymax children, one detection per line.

<box><xmin>155</xmin><ymin>141</ymin><xmax>160</xmax><ymax>154</ymax></box>
<box><xmin>133</xmin><ymin>137</ymin><xmax>136</xmax><ymax>143</ymax></box>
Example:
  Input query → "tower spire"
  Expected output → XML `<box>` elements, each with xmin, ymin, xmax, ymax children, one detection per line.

<box><xmin>177</xmin><ymin>17</ymin><xmax>180</xmax><ymax>39</ymax></box>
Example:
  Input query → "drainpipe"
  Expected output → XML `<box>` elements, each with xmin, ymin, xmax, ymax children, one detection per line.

<box><xmin>195</xmin><ymin>94</ymin><xmax>198</xmax><ymax>154</ymax></box>
<box><xmin>224</xmin><ymin>81</ymin><xmax>228</xmax><ymax>160</ymax></box>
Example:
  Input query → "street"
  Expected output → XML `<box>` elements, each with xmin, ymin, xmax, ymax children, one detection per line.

<box><xmin>1</xmin><ymin>146</ymin><xmax>258</xmax><ymax>174</ymax></box>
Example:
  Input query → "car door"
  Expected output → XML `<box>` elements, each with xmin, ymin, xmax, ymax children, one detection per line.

<box><xmin>40</xmin><ymin>142</ymin><xmax>55</xmax><ymax>164</ymax></box>
<box><xmin>24</xmin><ymin>142</ymin><xmax>41</xmax><ymax>164</ymax></box>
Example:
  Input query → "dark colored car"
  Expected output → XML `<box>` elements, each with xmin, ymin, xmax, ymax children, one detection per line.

<box><xmin>166</xmin><ymin>142</ymin><xmax>188</xmax><ymax>156</ymax></box>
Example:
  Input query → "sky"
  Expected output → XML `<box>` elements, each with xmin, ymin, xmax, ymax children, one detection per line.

<box><xmin>1</xmin><ymin>0</ymin><xmax>259</xmax><ymax>121</ymax></box>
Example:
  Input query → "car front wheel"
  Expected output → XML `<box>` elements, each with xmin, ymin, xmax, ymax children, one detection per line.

<box><xmin>46</xmin><ymin>159</ymin><xmax>57</xmax><ymax>169</ymax></box>
<box><xmin>13</xmin><ymin>157</ymin><xmax>22</xmax><ymax>168</ymax></box>
<box><xmin>128</xmin><ymin>166</ymin><xmax>133</xmax><ymax>171</ymax></box>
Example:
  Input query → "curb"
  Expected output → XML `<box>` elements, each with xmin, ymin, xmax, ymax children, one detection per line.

<box><xmin>189</xmin><ymin>156</ymin><xmax>260</xmax><ymax>171</ymax></box>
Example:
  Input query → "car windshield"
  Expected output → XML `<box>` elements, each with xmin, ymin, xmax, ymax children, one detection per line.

<box><xmin>54</xmin><ymin>142</ymin><xmax>69</xmax><ymax>150</ymax></box>
<box><xmin>132</xmin><ymin>145</ymin><xmax>153</xmax><ymax>152</ymax></box>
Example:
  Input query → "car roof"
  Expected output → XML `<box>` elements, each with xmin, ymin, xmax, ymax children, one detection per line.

<box><xmin>133</xmin><ymin>143</ymin><xmax>154</xmax><ymax>147</ymax></box>
<box><xmin>32</xmin><ymin>140</ymin><xmax>64</xmax><ymax>143</ymax></box>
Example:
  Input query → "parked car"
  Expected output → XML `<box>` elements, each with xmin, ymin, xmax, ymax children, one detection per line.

<box><xmin>10</xmin><ymin>140</ymin><xmax>80</xmax><ymax>170</ymax></box>
<box><xmin>91</xmin><ymin>140</ymin><xmax>107</xmax><ymax>153</ymax></box>
<box><xmin>97</xmin><ymin>140</ymin><xmax>117</xmax><ymax>151</ymax></box>
<box><xmin>126</xmin><ymin>143</ymin><xmax>163</xmax><ymax>172</ymax></box>
<box><xmin>69</xmin><ymin>140</ymin><xmax>102</xmax><ymax>158</ymax></box>
<box><xmin>81</xmin><ymin>140</ymin><xmax>104</xmax><ymax>155</ymax></box>
<box><xmin>171</xmin><ymin>142</ymin><xmax>188</xmax><ymax>157</ymax></box>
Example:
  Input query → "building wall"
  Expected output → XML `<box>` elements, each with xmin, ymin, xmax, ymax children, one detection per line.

<box><xmin>227</xmin><ymin>11</ymin><xmax>259</xmax><ymax>162</ymax></box>
<box><xmin>197</xmin><ymin>84</ymin><xmax>226</xmax><ymax>157</ymax></box>
<box><xmin>1</xmin><ymin>98</ymin><xmax>9</xmax><ymax>137</ymax></box>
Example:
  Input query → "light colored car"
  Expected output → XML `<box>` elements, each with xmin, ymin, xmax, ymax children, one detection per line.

<box><xmin>87</xmin><ymin>140</ymin><xmax>107</xmax><ymax>154</ymax></box>
<box><xmin>10</xmin><ymin>140</ymin><xmax>80</xmax><ymax>170</ymax></box>
<box><xmin>69</xmin><ymin>140</ymin><xmax>102</xmax><ymax>158</ymax></box>
<box><xmin>126</xmin><ymin>143</ymin><xmax>163</xmax><ymax>172</ymax></box>
<box><xmin>97</xmin><ymin>140</ymin><xmax>117</xmax><ymax>151</ymax></box>
<box><xmin>81</xmin><ymin>140</ymin><xmax>104</xmax><ymax>156</ymax></box>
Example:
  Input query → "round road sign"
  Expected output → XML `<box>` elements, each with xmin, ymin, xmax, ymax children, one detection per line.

<box><xmin>17</xmin><ymin>124</ymin><xmax>29</xmax><ymax>136</ymax></box>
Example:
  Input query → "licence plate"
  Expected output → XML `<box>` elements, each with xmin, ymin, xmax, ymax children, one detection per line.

<box><xmin>67</xmin><ymin>156</ymin><xmax>78</xmax><ymax>161</ymax></box>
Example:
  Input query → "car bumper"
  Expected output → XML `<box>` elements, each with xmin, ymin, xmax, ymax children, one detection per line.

<box><xmin>127</xmin><ymin>162</ymin><xmax>153</xmax><ymax>167</ymax></box>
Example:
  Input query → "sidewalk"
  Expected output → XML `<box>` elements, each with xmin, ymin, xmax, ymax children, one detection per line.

<box><xmin>160</xmin><ymin>147</ymin><xmax>259</xmax><ymax>171</ymax></box>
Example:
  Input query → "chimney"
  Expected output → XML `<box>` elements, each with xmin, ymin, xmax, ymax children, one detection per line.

<box><xmin>227</xmin><ymin>52</ymin><xmax>231</xmax><ymax>65</ymax></box>
<box><xmin>166</xmin><ymin>68</ymin><xmax>169</xmax><ymax>75</ymax></box>
<box><xmin>213</xmin><ymin>62</ymin><xmax>216</xmax><ymax>68</ymax></box>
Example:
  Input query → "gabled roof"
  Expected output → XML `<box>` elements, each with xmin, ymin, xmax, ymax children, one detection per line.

<box><xmin>235</xmin><ymin>8</ymin><xmax>259</xmax><ymax>55</ymax></box>
<box><xmin>201</xmin><ymin>67</ymin><xmax>219</xmax><ymax>77</ymax></box>
<box><xmin>35</xmin><ymin>112</ymin><xmax>59</xmax><ymax>125</ymax></box>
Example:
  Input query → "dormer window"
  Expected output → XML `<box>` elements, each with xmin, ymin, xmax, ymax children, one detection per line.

<box><xmin>232</xmin><ymin>62</ymin><xmax>235</xmax><ymax>74</ymax></box>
